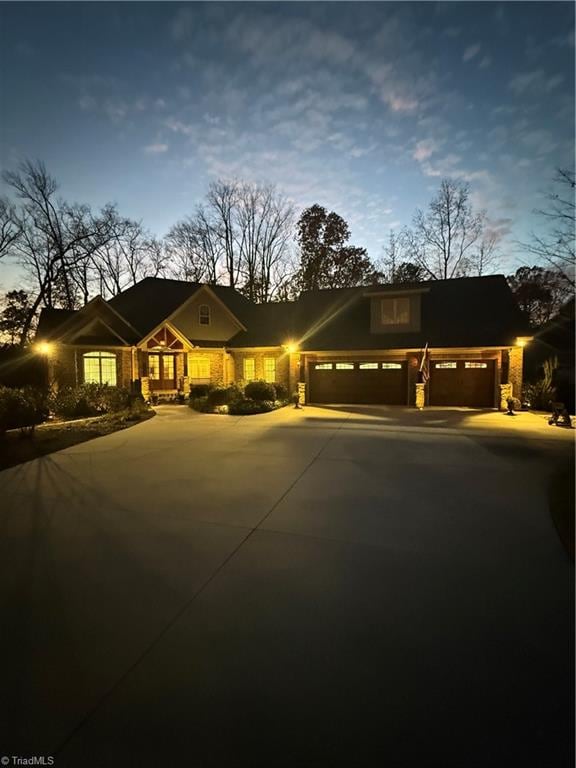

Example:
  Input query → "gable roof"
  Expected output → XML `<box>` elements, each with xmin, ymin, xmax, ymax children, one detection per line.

<box><xmin>36</xmin><ymin>308</ymin><xmax>78</xmax><ymax>340</ymax></box>
<box><xmin>107</xmin><ymin>277</ymin><xmax>253</xmax><ymax>337</ymax></box>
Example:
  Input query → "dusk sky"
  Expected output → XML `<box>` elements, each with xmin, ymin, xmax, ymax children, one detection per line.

<box><xmin>0</xmin><ymin>1</ymin><xmax>574</xmax><ymax>289</ymax></box>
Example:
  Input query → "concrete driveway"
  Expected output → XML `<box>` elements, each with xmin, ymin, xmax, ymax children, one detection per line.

<box><xmin>1</xmin><ymin>405</ymin><xmax>573</xmax><ymax>767</ymax></box>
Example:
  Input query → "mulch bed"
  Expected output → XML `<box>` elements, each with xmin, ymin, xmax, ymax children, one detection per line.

<box><xmin>0</xmin><ymin>411</ymin><xmax>155</xmax><ymax>472</ymax></box>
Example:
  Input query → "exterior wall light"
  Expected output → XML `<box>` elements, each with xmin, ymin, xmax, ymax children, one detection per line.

<box><xmin>284</xmin><ymin>342</ymin><xmax>299</xmax><ymax>354</ymax></box>
<box><xmin>36</xmin><ymin>341</ymin><xmax>52</xmax><ymax>355</ymax></box>
<box><xmin>515</xmin><ymin>336</ymin><xmax>532</xmax><ymax>347</ymax></box>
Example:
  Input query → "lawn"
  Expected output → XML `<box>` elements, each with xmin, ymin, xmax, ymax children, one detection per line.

<box><xmin>0</xmin><ymin>410</ymin><xmax>155</xmax><ymax>472</ymax></box>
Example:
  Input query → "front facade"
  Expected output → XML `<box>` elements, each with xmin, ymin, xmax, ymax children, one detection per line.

<box><xmin>36</xmin><ymin>275</ymin><xmax>530</xmax><ymax>409</ymax></box>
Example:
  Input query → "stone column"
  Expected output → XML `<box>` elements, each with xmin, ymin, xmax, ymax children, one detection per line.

<box><xmin>141</xmin><ymin>377</ymin><xmax>151</xmax><ymax>401</ymax></box>
<box><xmin>297</xmin><ymin>381</ymin><xmax>306</xmax><ymax>405</ymax></box>
<box><xmin>508</xmin><ymin>346</ymin><xmax>524</xmax><ymax>400</ymax></box>
<box><xmin>415</xmin><ymin>383</ymin><xmax>426</xmax><ymax>409</ymax></box>
<box><xmin>500</xmin><ymin>383</ymin><xmax>513</xmax><ymax>410</ymax></box>
<box><xmin>289</xmin><ymin>353</ymin><xmax>301</xmax><ymax>395</ymax></box>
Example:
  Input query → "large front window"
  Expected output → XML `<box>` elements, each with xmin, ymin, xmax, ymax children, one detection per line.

<box><xmin>83</xmin><ymin>351</ymin><xmax>117</xmax><ymax>385</ymax></box>
<box><xmin>244</xmin><ymin>358</ymin><xmax>255</xmax><ymax>381</ymax></box>
<box><xmin>263</xmin><ymin>357</ymin><xmax>276</xmax><ymax>383</ymax></box>
<box><xmin>190</xmin><ymin>357</ymin><xmax>210</xmax><ymax>382</ymax></box>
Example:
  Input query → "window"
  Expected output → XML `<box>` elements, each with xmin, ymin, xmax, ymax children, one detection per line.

<box><xmin>190</xmin><ymin>357</ymin><xmax>211</xmax><ymax>381</ymax></box>
<box><xmin>244</xmin><ymin>358</ymin><xmax>255</xmax><ymax>380</ymax></box>
<box><xmin>198</xmin><ymin>304</ymin><xmax>210</xmax><ymax>326</ymax></box>
<box><xmin>264</xmin><ymin>358</ymin><xmax>276</xmax><ymax>383</ymax></box>
<box><xmin>465</xmin><ymin>362</ymin><xmax>488</xmax><ymax>369</ymax></box>
<box><xmin>435</xmin><ymin>362</ymin><xmax>457</xmax><ymax>369</ymax></box>
<box><xmin>148</xmin><ymin>354</ymin><xmax>160</xmax><ymax>380</ymax></box>
<box><xmin>335</xmin><ymin>362</ymin><xmax>354</xmax><ymax>370</ymax></box>
<box><xmin>381</xmin><ymin>297</ymin><xmax>410</xmax><ymax>325</ymax></box>
<box><xmin>381</xmin><ymin>363</ymin><xmax>402</xmax><ymax>369</ymax></box>
<box><xmin>359</xmin><ymin>363</ymin><xmax>378</xmax><ymax>370</ymax></box>
<box><xmin>83</xmin><ymin>351</ymin><xmax>117</xmax><ymax>385</ymax></box>
<box><xmin>314</xmin><ymin>363</ymin><xmax>333</xmax><ymax>370</ymax></box>
<box><xmin>162</xmin><ymin>355</ymin><xmax>175</xmax><ymax>379</ymax></box>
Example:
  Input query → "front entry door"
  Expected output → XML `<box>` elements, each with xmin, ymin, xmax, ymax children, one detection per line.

<box><xmin>148</xmin><ymin>353</ymin><xmax>176</xmax><ymax>390</ymax></box>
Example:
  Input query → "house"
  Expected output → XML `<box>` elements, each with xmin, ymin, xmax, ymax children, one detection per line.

<box><xmin>35</xmin><ymin>275</ymin><xmax>531</xmax><ymax>409</ymax></box>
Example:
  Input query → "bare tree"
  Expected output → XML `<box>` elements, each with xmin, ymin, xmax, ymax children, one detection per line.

<box><xmin>408</xmin><ymin>179</ymin><xmax>485</xmax><ymax>280</ymax></box>
<box><xmin>0</xmin><ymin>197</ymin><xmax>22</xmax><ymax>258</ymax></box>
<box><xmin>165</xmin><ymin>210</ymin><xmax>221</xmax><ymax>283</ymax></box>
<box><xmin>235</xmin><ymin>183</ymin><xmax>295</xmax><ymax>302</ymax></box>
<box><xmin>521</xmin><ymin>168</ymin><xmax>575</xmax><ymax>287</ymax></box>
<box><xmin>467</xmin><ymin>232</ymin><xmax>501</xmax><ymax>276</ymax></box>
<box><xmin>207</xmin><ymin>180</ymin><xmax>240</xmax><ymax>288</ymax></box>
<box><xmin>2</xmin><ymin>160</ymin><xmax>119</xmax><ymax>342</ymax></box>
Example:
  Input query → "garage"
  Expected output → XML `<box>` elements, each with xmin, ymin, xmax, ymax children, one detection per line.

<box><xmin>309</xmin><ymin>361</ymin><xmax>407</xmax><ymax>405</ymax></box>
<box><xmin>429</xmin><ymin>360</ymin><xmax>496</xmax><ymax>407</ymax></box>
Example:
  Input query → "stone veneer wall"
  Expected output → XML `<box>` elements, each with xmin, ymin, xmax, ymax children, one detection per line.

<box><xmin>508</xmin><ymin>346</ymin><xmax>524</xmax><ymax>400</ymax></box>
<box><xmin>230</xmin><ymin>349</ymin><xmax>289</xmax><ymax>389</ymax></box>
<box><xmin>187</xmin><ymin>350</ymin><xmax>225</xmax><ymax>387</ymax></box>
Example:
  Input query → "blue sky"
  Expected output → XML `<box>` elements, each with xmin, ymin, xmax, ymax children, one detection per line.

<box><xmin>0</xmin><ymin>1</ymin><xmax>574</xmax><ymax>289</ymax></box>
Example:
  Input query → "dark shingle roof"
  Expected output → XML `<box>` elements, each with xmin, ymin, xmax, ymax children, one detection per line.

<box><xmin>35</xmin><ymin>308</ymin><xmax>78</xmax><ymax>340</ymax></box>
<box><xmin>232</xmin><ymin>275</ymin><xmax>528</xmax><ymax>350</ymax></box>
<box><xmin>36</xmin><ymin>275</ymin><xmax>529</xmax><ymax>351</ymax></box>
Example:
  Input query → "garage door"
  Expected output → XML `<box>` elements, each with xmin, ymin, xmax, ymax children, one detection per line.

<box><xmin>429</xmin><ymin>360</ymin><xmax>495</xmax><ymax>407</ymax></box>
<box><xmin>309</xmin><ymin>361</ymin><xmax>407</xmax><ymax>405</ymax></box>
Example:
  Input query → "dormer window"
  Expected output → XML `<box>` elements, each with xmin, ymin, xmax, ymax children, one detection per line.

<box><xmin>381</xmin><ymin>297</ymin><xmax>410</xmax><ymax>325</ymax></box>
<box><xmin>198</xmin><ymin>304</ymin><xmax>210</xmax><ymax>326</ymax></box>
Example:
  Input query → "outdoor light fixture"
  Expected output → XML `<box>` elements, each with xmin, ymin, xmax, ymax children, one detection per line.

<box><xmin>284</xmin><ymin>341</ymin><xmax>299</xmax><ymax>354</ymax></box>
<box><xmin>515</xmin><ymin>336</ymin><xmax>532</xmax><ymax>347</ymax></box>
<box><xmin>36</xmin><ymin>342</ymin><xmax>52</xmax><ymax>355</ymax></box>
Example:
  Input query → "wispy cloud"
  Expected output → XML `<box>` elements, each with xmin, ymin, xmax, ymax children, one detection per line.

<box><xmin>412</xmin><ymin>139</ymin><xmax>438</xmax><ymax>162</ymax></box>
<box><xmin>463</xmin><ymin>43</ymin><xmax>481</xmax><ymax>62</ymax></box>
<box><xmin>509</xmin><ymin>69</ymin><xmax>564</xmax><ymax>94</ymax></box>
<box><xmin>144</xmin><ymin>143</ymin><xmax>169</xmax><ymax>154</ymax></box>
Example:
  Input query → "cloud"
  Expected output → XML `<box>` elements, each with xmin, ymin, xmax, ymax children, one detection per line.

<box><xmin>412</xmin><ymin>139</ymin><xmax>438</xmax><ymax>162</ymax></box>
<box><xmin>463</xmin><ymin>43</ymin><xmax>481</xmax><ymax>62</ymax></box>
<box><xmin>478</xmin><ymin>56</ymin><xmax>492</xmax><ymax>70</ymax></box>
<box><xmin>509</xmin><ymin>69</ymin><xmax>564</xmax><ymax>94</ymax></box>
<box><xmin>144</xmin><ymin>143</ymin><xmax>169</xmax><ymax>154</ymax></box>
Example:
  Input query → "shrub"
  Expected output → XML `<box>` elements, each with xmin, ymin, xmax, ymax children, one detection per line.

<box><xmin>190</xmin><ymin>384</ymin><xmax>214</xmax><ymax>398</ymax></box>
<box><xmin>51</xmin><ymin>384</ymin><xmax>131</xmax><ymax>419</ymax></box>
<box><xmin>273</xmin><ymin>382</ymin><xmax>288</xmax><ymax>401</ymax></box>
<box><xmin>228</xmin><ymin>398</ymin><xmax>275</xmax><ymax>415</ymax></box>
<box><xmin>244</xmin><ymin>380</ymin><xmax>276</xmax><ymax>402</ymax></box>
<box><xmin>0</xmin><ymin>385</ymin><xmax>49</xmax><ymax>435</ymax></box>
<box><xmin>205</xmin><ymin>384</ymin><xmax>243</xmax><ymax>408</ymax></box>
<box><xmin>189</xmin><ymin>396</ymin><xmax>210</xmax><ymax>412</ymax></box>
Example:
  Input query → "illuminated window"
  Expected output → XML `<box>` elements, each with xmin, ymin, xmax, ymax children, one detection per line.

<box><xmin>199</xmin><ymin>304</ymin><xmax>210</xmax><ymax>326</ymax></box>
<box><xmin>244</xmin><ymin>358</ymin><xmax>255</xmax><ymax>380</ymax></box>
<box><xmin>435</xmin><ymin>362</ymin><xmax>457</xmax><ymax>369</ymax></box>
<box><xmin>163</xmin><ymin>356</ymin><xmax>175</xmax><ymax>379</ymax></box>
<box><xmin>335</xmin><ymin>363</ymin><xmax>354</xmax><ymax>370</ymax></box>
<box><xmin>148</xmin><ymin>354</ymin><xmax>160</xmax><ymax>380</ymax></box>
<box><xmin>264</xmin><ymin>358</ymin><xmax>276</xmax><ymax>383</ymax></box>
<box><xmin>190</xmin><ymin>357</ymin><xmax>211</xmax><ymax>381</ymax></box>
<box><xmin>381</xmin><ymin>363</ymin><xmax>402</xmax><ymax>369</ymax></box>
<box><xmin>83</xmin><ymin>351</ymin><xmax>117</xmax><ymax>385</ymax></box>
<box><xmin>314</xmin><ymin>363</ymin><xmax>333</xmax><ymax>370</ymax></box>
<box><xmin>381</xmin><ymin>297</ymin><xmax>410</xmax><ymax>325</ymax></box>
<box><xmin>465</xmin><ymin>362</ymin><xmax>488</xmax><ymax>369</ymax></box>
<box><xmin>359</xmin><ymin>362</ymin><xmax>378</xmax><ymax>370</ymax></box>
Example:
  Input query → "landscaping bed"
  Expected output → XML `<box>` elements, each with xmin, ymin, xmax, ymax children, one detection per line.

<box><xmin>189</xmin><ymin>380</ymin><xmax>292</xmax><ymax>416</ymax></box>
<box><xmin>0</xmin><ymin>383</ymin><xmax>154</xmax><ymax>471</ymax></box>
<box><xmin>0</xmin><ymin>409</ymin><xmax>154</xmax><ymax>472</ymax></box>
